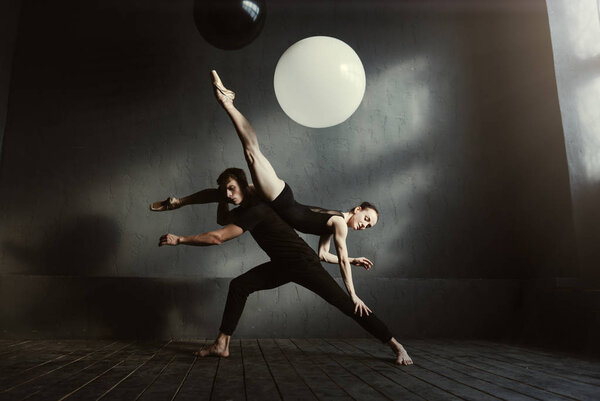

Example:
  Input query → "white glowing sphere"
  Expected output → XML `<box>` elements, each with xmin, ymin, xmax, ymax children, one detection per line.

<box><xmin>273</xmin><ymin>36</ymin><xmax>366</xmax><ymax>128</ymax></box>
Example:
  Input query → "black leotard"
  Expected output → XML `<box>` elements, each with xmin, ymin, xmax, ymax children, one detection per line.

<box><xmin>270</xmin><ymin>183</ymin><xmax>344</xmax><ymax>236</ymax></box>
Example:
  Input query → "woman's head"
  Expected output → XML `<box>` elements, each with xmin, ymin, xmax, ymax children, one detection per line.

<box><xmin>348</xmin><ymin>202</ymin><xmax>379</xmax><ymax>230</ymax></box>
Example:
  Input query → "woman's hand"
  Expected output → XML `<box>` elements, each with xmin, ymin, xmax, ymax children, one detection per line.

<box><xmin>351</xmin><ymin>295</ymin><xmax>372</xmax><ymax>317</ymax></box>
<box><xmin>159</xmin><ymin>233</ymin><xmax>180</xmax><ymax>247</ymax></box>
<box><xmin>351</xmin><ymin>257</ymin><xmax>373</xmax><ymax>270</ymax></box>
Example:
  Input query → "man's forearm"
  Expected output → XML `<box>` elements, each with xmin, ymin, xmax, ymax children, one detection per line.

<box><xmin>178</xmin><ymin>232</ymin><xmax>223</xmax><ymax>246</ymax></box>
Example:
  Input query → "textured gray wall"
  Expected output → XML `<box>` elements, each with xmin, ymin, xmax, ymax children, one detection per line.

<box><xmin>0</xmin><ymin>0</ymin><xmax>575</xmax><ymax>339</ymax></box>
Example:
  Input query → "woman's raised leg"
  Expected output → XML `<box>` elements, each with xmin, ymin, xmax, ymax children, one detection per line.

<box><xmin>212</xmin><ymin>70</ymin><xmax>285</xmax><ymax>201</ymax></box>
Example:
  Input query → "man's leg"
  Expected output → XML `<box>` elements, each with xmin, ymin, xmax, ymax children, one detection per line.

<box><xmin>211</xmin><ymin>70</ymin><xmax>285</xmax><ymax>201</ymax></box>
<box><xmin>293</xmin><ymin>263</ymin><xmax>413</xmax><ymax>365</ymax></box>
<box><xmin>197</xmin><ymin>261</ymin><xmax>290</xmax><ymax>357</ymax></box>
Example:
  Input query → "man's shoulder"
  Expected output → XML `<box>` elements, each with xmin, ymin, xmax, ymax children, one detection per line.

<box><xmin>230</xmin><ymin>196</ymin><xmax>275</xmax><ymax>231</ymax></box>
<box><xmin>235</xmin><ymin>195</ymin><xmax>268</xmax><ymax>213</ymax></box>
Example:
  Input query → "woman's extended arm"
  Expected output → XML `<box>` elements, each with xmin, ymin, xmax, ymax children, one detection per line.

<box><xmin>331</xmin><ymin>219</ymin><xmax>372</xmax><ymax>317</ymax></box>
<box><xmin>318</xmin><ymin>234</ymin><xmax>373</xmax><ymax>270</ymax></box>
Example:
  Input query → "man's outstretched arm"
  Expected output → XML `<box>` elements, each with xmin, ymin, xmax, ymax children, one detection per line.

<box><xmin>159</xmin><ymin>224</ymin><xmax>243</xmax><ymax>247</ymax></box>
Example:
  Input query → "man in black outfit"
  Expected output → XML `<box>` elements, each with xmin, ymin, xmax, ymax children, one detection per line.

<box><xmin>158</xmin><ymin>168</ymin><xmax>412</xmax><ymax>365</ymax></box>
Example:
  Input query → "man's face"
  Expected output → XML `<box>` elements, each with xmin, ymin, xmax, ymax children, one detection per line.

<box><xmin>225</xmin><ymin>178</ymin><xmax>244</xmax><ymax>205</ymax></box>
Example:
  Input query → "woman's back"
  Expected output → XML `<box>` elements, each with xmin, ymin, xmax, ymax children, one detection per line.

<box><xmin>270</xmin><ymin>183</ymin><xmax>343</xmax><ymax>236</ymax></box>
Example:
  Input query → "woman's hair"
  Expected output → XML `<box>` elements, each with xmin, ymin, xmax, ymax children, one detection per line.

<box><xmin>217</xmin><ymin>167</ymin><xmax>249</xmax><ymax>191</ymax></box>
<box><xmin>350</xmin><ymin>201</ymin><xmax>380</xmax><ymax>217</ymax></box>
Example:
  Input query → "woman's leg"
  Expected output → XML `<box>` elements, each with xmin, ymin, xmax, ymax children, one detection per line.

<box><xmin>212</xmin><ymin>70</ymin><xmax>285</xmax><ymax>201</ymax></box>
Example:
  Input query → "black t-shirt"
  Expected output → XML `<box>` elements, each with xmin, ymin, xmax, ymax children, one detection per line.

<box><xmin>230</xmin><ymin>196</ymin><xmax>319</xmax><ymax>263</ymax></box>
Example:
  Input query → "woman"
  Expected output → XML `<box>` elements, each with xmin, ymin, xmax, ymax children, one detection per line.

<box><xmin>211</xmin><ymin>70</ymin><xmax>381</xmax><ymax>319</ymax></box>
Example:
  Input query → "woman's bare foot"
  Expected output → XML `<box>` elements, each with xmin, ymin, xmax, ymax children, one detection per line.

<box><xmin>211</xmin><ymin>70</ymin><xmax>235</xmax><ymax>106</ymax></box>
<box><xmin>194</xmin><ymin>342</ymin><xmax>230</xmax><ymax>357</ymax></box>
<box><xmin>150</xmin><ymin>197</ymin><xmax>181</xmax><ymax>212</ymax></box>
<box><xmin>388</xmin><ymin>338</ymin><xmax>413</xmax><ymax>366</ymax></box>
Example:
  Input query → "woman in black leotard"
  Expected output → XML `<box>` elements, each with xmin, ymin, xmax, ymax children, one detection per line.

<box><xmin>210</xmin><ymin>70</ymin><xmax>380</xmax><ymax>318</ymax></box>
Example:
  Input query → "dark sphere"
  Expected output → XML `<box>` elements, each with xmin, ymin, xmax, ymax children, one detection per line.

<box><xmin>193</xmin><ymin>0</ymin><xmax>267</xmax><ymax>50</ymax></box>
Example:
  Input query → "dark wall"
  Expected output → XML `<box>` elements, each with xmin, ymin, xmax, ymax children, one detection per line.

<box><xmin>0</xmin><ymin>0</ymin><xmax>575</xmax><ymax>339</ymax></box>
<box><xmin>0</xmin><ymin>0</ymin><xmax>21</xmax><ymax>159</ymax></box>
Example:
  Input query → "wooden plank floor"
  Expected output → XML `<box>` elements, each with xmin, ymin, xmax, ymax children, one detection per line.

<box><xmin>0</xmin><ymin>339</ymin><xmax>598</xmax><ymax>400</ymax></box>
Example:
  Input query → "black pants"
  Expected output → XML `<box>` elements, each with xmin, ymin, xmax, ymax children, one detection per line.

<box><xmin>219</xmin><ymin>258</ymin><xmax>394</xmax><ymax>343</ymax></box>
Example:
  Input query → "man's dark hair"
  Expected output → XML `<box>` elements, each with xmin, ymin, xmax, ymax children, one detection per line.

<box><xmin>350</xmin><ymin>201</ymin><xmax>380</xmax><ymax>217</ymax></box>
<box><xmin>217</xmin><ymin>167</ymin><xmax>249</xmax><ymax>191</ymax></box>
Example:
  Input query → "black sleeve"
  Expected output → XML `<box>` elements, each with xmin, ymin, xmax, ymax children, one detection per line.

<box><xmin>230</xmin><ymin>203</ymin><xmax>266</xmax><ymax>232</ymax></box>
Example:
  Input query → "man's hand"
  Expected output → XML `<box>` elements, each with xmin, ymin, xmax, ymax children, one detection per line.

<box><xmin>351</xmin><ymin>295</ymin><xmax>372</xmax><ymax>317</ymax></box>
<box><xmin>159</xmin><ymin>233</ymin><xmax>180</xmax><ymax>247</ymax></box>
<box><xmin>351</xmin><ymin>257</ymin><xmax>373</xmax><ymax>271</ymax></box>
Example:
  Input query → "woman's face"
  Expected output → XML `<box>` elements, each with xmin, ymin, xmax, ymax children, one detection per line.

<box><xmin>349</xmin><ymin>207</ymin><xmax>378</xmax><ymax>230</ymax></box>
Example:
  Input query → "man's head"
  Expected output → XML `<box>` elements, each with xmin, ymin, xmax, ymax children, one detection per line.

<box><xmin>217</xmin><ymin>168</ymin><xmax>249</xmax><ymax>205</ymax></box>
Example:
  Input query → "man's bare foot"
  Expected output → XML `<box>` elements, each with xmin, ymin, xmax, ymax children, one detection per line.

<box><xmin>194</xmin><ymin>342</ymin><xmax>230</xmax><ymax>358</ymax></box>
<box><xmin>388</xmin><ymin>338</ymin><xmax>413</xmax><ymax>366</ymax></box>
<box><xmin>395</xmin><ymin>344</ymin><xmax>413</xmax><ymax>366</ymax></box>
<box><xmin>211</xmin><ymin>70</ymin><xmax>235</xmax><ymax>106</ymax></box>
<box><xmin>150</xmin><ymin>197</ymin><xmax>181</xmax><ymax>212</ymax></box>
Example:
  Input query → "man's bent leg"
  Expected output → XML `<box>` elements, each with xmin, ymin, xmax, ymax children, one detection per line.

<box><xmin>219</xmin><ymin>261</ymin><xmax>289</xmax><ymax>336</ymax></box>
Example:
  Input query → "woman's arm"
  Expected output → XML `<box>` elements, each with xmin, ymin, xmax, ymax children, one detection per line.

<box><xmin>318</xmin><ymin>233</ymin><xmax>374</xmax><ymax>270</ymax></box>
<box><xmin>331</xmin><ymin>219</ymin><xmax>372</xmax><ymax>317</ymax></box>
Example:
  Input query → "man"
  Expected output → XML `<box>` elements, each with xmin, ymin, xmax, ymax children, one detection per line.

<box><xmin>157</xmin><ymin>168</ymin><xmax>412</xmax><ymax>365</ymax></box>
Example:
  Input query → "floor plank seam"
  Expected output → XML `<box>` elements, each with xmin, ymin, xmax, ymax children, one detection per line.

<box><xmin>326</xmin><ymin>339</ymin><xmax>428</xmax><ymax>401</ymax></box>
<box><xmin>257</xmin><ymin>339</ymin><xmax>285</xmax><ymax>401</ymax></box>
<box><xmin>312</xmin><ymin>338</ymin><xmax>396</xmax><ymax>401</ymax></box>
<box><xmin>96</xmin><ymin>340</ymin><xmax>171</xmax><ymax>401</ymax></box>
<box><xmin>410</xmin><ymin>341</ymin><xmax>581</xmax><ymax>401</ymax></box>
<box><xmin>341</xmin><ymin>339</ymin><xmax>471</xmax><ymax>401</ymax></box>
<box><xmin>405</xmin><ymin>342</ymin><xmax>551</xmax><ymax>401</ymax></box>
<box><xmin>1</xmin><ymin>340</ymin><xmax>121</xmax><ymax>394</ymax></box>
